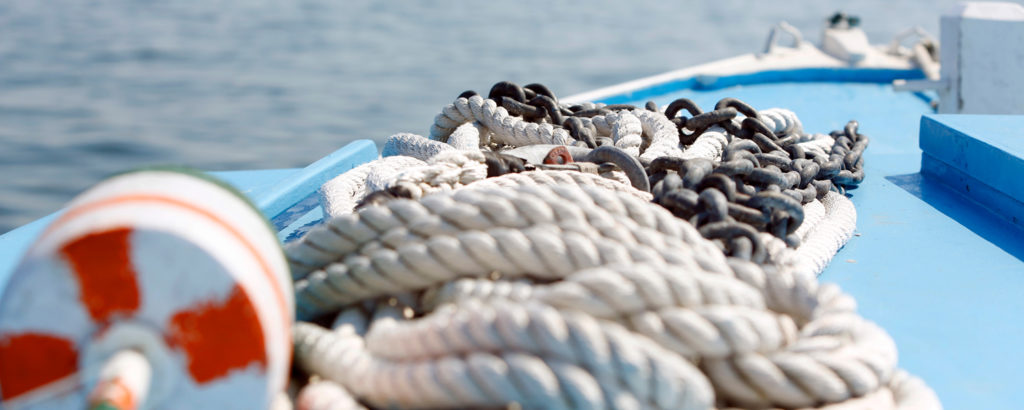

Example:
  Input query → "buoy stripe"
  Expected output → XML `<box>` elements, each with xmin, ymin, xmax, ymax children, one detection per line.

<box><xmin>166</xmin><ymin>284</ymin><xmax>267</xmax><ymax>385</ymax></box>
<box><xmin>60</xmin><ymin>228</ymin><xmax>141</xmax><ymax>323</ymax></box>
<box><xmin>0</xmin><ymin>333</ymin><xmax>79</xmax><ymax>400</ymax></box>
<box><xmin>49</xmin><ymin>194</ymin><xmax>289</xmax><ymax>332</ymax></box>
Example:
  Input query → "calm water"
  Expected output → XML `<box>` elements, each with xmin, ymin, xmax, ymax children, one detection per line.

<box><xmin>0</xmin><ymin>0</ymin><xmax>1004</xmax><ymax>232</ymax></box>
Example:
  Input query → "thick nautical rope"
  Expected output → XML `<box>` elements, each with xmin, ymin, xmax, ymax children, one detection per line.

<box><xmin>287</xmin><ymin>81</ymin><xmax>938</xmax><ymax>409</ymax></box>
<box><xmin>400</xmin><ymin>262</ymin><xmax>909</xmax><ymax>408</ymax></box>
<box><xmin>385</xmin><ymin>150</ymin><xmax>489</xmax><ymax>198</ymax></box>
<box><xmin>297</xmin><ymin>380</ymin><xmax>366</xmax><ymax>410</ymax></box>
<box><xmin>290</xmin><ymin>244</ymin><xmax>936</xmax><ymax>409</ymax></box>
<box><xmin>294</xmin><ymin>302</ymin><xmax>714</xmax><ymax>410</ymax></box>
<box><xmin>464</xmin><ymin>170</ymin><xmax>652</xmax><ymax>201</ymax></box>
<box><xmin>318</xmin><ymin>156</ymin><xmax>426</xmax><ymax>217</ymax></box>
<box><xmin>288</xmin><ymin>184</ymin><xmax>728</xmax><ymax>313</ymax></box>
<box><xmin>287</xmin><ymin>183</ymin><xmax>936</xmax><ymax>408</ymax></box>
<box><xmin>430</xmin><ymin>95</ymin><xmax>576</xmax><ymax>146</ymax></box>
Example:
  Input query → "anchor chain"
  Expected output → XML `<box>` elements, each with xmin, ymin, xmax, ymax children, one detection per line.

<box><xmin>652</xmin><ymin>96</ymin><xmax>869</xmax><ymax>261</ymax></box>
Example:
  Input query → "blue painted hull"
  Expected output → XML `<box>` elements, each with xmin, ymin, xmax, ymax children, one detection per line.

<box><xmin>2</xmin><ymin>67</ymin><xmax>1020</xmax><ymax>408</ymax></box>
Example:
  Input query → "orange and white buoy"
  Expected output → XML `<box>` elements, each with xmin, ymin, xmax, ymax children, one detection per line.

<box><xmin>0</xmin><ymin>169</ymin><xmax>293</xmax><ymax>409</ymax></box>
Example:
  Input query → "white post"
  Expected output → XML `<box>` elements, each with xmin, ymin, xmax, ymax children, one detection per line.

<box><xmin>939</xmin><ymin>2</ymin><xmax>1024</xmax><ymax>113</ymax></box>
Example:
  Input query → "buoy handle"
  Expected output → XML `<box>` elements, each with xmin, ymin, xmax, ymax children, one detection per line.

<box><xmin>87</xmin><ymin>350</ymin><xmax>151</xmax><ymax>410</ymax></box>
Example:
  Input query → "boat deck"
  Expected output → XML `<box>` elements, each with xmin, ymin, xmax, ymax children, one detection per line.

<box><xmin>1</xmin><ymin>74</ymin><xmax>1019</xmax><ymax>408</ymax></box>
<box><xmin>615</xmin><ymin>81</ymin><xmax>1021</xmax><ymax>409</ymax></box>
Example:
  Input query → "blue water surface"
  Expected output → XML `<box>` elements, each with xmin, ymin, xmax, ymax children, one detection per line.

<box><xmin>0</xmin><ymin>0</ymin><xmax>1017</xmax><ymax>232</ymax></box>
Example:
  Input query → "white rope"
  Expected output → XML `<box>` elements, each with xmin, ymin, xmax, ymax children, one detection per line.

<box><xmin>290</xmin><ymin>186</ymin><xmax>729</xmax><ymax>317</ymax></box>
<box><xmin>421</xmin><ymin>264</ymin><xmax>902</xmax><ymax>409</ymax></box>
<box><xmin>751</xmin><ymin>191</ymin><xmax>856</xmax><ymax>279</ymax></box>
<box><xmin>420</xmin><ymin>277</ymin><xmax>536</xmax><ymax>311</ymax></box>
<box><xmin>292</xmin><ymin>96</ymin><xmax>940</xmax><ymax>409</ymax></box>
<box><xmin>582</xmin><ymin>112</ymin><xmax>615</xmax><ymax>137</ymax></box>
<box><xmin>601</xmin><ymin>169</ymin><xmax>634</xmax><ymax>188</ymax></box>
<box><xmin>797</xmin><ymin>133</ymin><xmax>836</xmax><ymax>158</ymax></box>
<box><xmin>681</xmin><ymin>125</ymin><xmax>729</xmax><ymax>161</ymax></box>
<box><xmin>890</xmin><ymin>369</ymin><xmax>943</xmax><ymax>410</ymax></box>
<box><xmin>569</xmin><ymin>109</ymin><xmax>683</xmax><ymax>160</ymax></box>
<box><xmin>293</xmin><ymin>250</ymin><xmax>933</xmax><ymax>409</ymax></box>
<box><xmin>702</xmin><ymin>312</ymin><xmax>897</xmax><ymax>408</ymax></box>
<box><xmin>759</xmin><ymin>108</ymin><xmax>804</xmax><ymax>136</ymax></box>
<box><xmin>297</xmin><ymin>381</ymin><xmax>366</xmax><ymax>410</ymax></box>
<box><xmin>447</xmin><ymin>121</ymin><xmax>490</xmax><ymax>150</ymax></box>
<box><xmin>412</xmin><ymin>262</ymin><xmax>793</xmax><ymax>356</ymax></box>
<box><xmin>464</xmin><ymin>170</ymin><xmax>653</xmax><ymax>201</ymax></box>
<box><xmin>318</xmin><ymin>156</ymin><xmax>426</xmax><ymax>217</ymax></box>
<box><xmin>429</xmin><ymin>95</ymin><xmax>575</xmax><ymax>146</ymax></box>
<box><xmin>721</xmin><ymin>371</ymin><xmax>940</xmax><ymax>409</ymax></box>
<box><xmin>788</xmin><ymin>192</ymin><xmax>858</xmax><ymax>277</ymax></box>
<box><xmin>289</xmin><ymin>184</ymin><xmax>721</xmax><ymax>277</ymax></box>
<box><xmin>608</xmin><ymin>111</ymin><xmax>643</xmax><ymax>157</ymax></box>
<box><xmin>795</xmin><ymin>199</ymin><xmax>826</xmax><ymax>241</ymax></box>
<box><xmin>295</xmin><ymin>302</ymin><xmax>715</xmax><ymax>410</ymax></box>
<box><xmin>385</xmin><ymin>150</ymin><xmax>489</xmax><ymax>198</ymax></box>
<box><xmin>321</xmin><ymin>149</ymin><xmax>493</xmax><ymax>218</ymax></box>
<box><xmin>381</xmin><ymin>133</ymin><xmax>456</xmax><ymax>160</ymax></box>
<box><xmin>632</xmin><ymin>109</ymin><xmax>685</xmax><ymax>161</ymax></box>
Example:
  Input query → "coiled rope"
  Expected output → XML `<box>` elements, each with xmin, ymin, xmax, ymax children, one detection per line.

<box><xmin>289</xmin><ymin>81</ymin><xmax>939</xmax><ymax>409</ymax></box>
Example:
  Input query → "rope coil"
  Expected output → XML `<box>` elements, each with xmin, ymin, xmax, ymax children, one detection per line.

<box><xmin>287</xmin><ymin>81</ymin><xmax>939</xmax><ymax>409</ymax></box>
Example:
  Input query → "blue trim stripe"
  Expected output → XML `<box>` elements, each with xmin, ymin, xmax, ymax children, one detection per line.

<box><xmin>599</xmin><ymin>67</ymin><xmax>926</xmax><ymax>104</ymax></box>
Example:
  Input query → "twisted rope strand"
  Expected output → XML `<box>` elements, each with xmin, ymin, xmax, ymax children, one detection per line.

<box><xmin>430</xmin><ymin>95</ymin><xmax>575</xmax><ymax>146</ymax></box>
<box><xmin>318</xmin><ymin>156</ymin><xmax>426</xmax><ymax>217</ymax></box>
<box><xmin>295</xmin><ymin>310</ymin><xmax>714</xmax><ymax>410</ymax></box>
<box><xmin>297</xmin><ymin>380</ymin><xmax>366</xmax><ymax>410</ymax></box>
<box><xmin>289</xmin><ymin>184</ymin><xmax>721</xmax><ymax>279</ymax></box>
